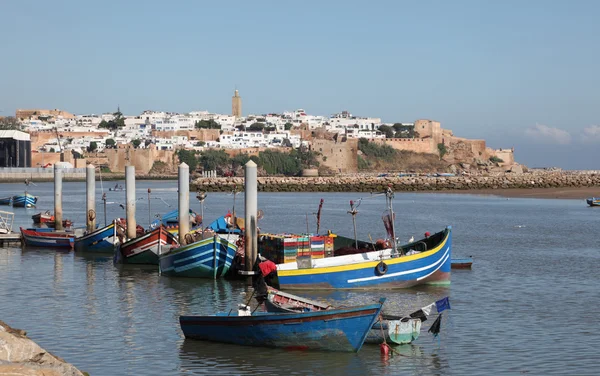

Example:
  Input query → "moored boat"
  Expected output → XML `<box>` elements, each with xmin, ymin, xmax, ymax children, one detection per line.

<box><xmin>20</xmin><ymin>227</ymin><xmax>75</xmax><ymax>248</ymax></box>
<box><xmin>74</xmin><ymin>221</ymin><xmax>119</xmax><ymax>253</ymax></box>
<box><xmin>32</xmin><ymin>211</ymin><xmax>54</xmax><ymax>224</ymax></box>
<box><xmin>12</xmin><ymin>193</ymin><xmax>38</xmax><ymax>208</ymax></box>
<box><xmin>273</xmin><ymin>227</ymin><xmax>452</xmax><ymax>290</ymax></box>
<box><xmin>0</xmin><ymin>196</ymin><xmax>12</xmax><ymax>206</ymax></box>
<box><xmin>115</xmin><ymin>225</ymin><xmax>179</xmax><ymax>265</ymax></box>
<box><xmin>451</xmin><ymin>256</ymin><xmax>473</xmax><ymax>269</ymax></box>
<box><xmin>586</xmin><ymin>197</ymin><xmax>600</xmax><ymax>207</ymax></box>
<box><xmin>179</xmin><ymin>298</ymin><xmax>385</xmax><ymax>352</ymax></box>
<box><xmin>159</xmin><ymin>234</ymin><xmax>237</xmax><ymax>278</ymax></box>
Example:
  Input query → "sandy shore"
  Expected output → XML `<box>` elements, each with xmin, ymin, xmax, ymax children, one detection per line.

<box><xmin>426</xmin><ymin>187</ymin><xmax>600</xmax><ymax>200</ymax></box>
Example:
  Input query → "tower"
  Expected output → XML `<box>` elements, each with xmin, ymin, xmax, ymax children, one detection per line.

<box><xmin>232</xmin><ymin>89</ymin><xmax>242</xmax><ymax>118</ymax></box>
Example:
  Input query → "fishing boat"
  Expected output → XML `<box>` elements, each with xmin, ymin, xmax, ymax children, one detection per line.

<box><xmin>0</xmin><ymin>196</ymin><xmax>12</xmax><ymax>206</ymax></box>
<box><xmin>451</xmin><ymin>256</ymin><xmax>473</xmax><ymax>269</ymax></box>
<box><xmin>150</xmin><ymin>209</ymin><xmax>202</xmax><ymax>236</ymax></box>
<box><xmin>159</xmin><ymin>234</ymin><xmax>237</xmax><ymax>278</ymax></box>
<box><xmin>586</xmin><ymin>197</ymin><xmax>600</xmax><ymax>207</ymax></box>
<box><xmin>74</xmin><ymin>221</ymin><xmax>119</xmax><ymax>253</ymax></box>
<box><xmin>32</xmin><ymin>211</ymin><xmax>54</xmax><ymax>224</ymax></box>
<box><xmin>115</xmin><ymin>225</ymin><xmax>179</xmax><ymax>265</ymax></box>
<box><xmin>179</xmin><ymin>298</ymin><xmax>385</xmax><ymax>352</ymax></box>
<box><xmin>45</xmin><ymin>219</ymin><xmax>74</xmax><ymax>229</ymax></box>
<box><xmin>12</xmin><ymin>193</ymin><xmax>38</xmax><ymax>208</ymax></box>
<box><xmin>263</xmin><ymin>288</ymin><xmax>422</xmax><ymax>345</ymax></box>
<box><xmin>273</xmin><ymin>226</ymin><xmax>452</xmax><ymax>290</ymax></box>
<box><xmin>20</xmin><ymin>227</ymin><xmax>75</xmax><ymax>248</ymax></box>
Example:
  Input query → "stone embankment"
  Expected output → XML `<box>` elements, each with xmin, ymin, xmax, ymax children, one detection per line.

<box><xmin>0</xmin><ymin>320</ymin><xmax>86</xmax><ymax>376</ymax></box>
<box><xmin>192</xmin><ymin>171</ymin><xmax>600</xmax><ymax>192</ymax></box>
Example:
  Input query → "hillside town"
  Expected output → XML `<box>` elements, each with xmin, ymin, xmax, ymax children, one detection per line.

<box><xmin>0</xmin><ymin>90</ymin><xmax>515</xmax><ymax>175</ymax></box>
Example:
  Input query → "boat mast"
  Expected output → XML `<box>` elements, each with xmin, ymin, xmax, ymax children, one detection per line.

<box><xmin>385</xmin><ymin>185</ymin><xmax>398</xmax><ymax>256</ymax></box>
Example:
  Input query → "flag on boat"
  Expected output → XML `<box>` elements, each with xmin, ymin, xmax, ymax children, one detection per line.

<box><xmin>435</xmin><ymin>297</ymin><xmax>451</xmax><ymax>313</ymax></box>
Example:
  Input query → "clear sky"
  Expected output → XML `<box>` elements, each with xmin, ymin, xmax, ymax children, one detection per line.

<box><xmin>1</xmin><ymin>0</ymin><xmax>598</xmax><ymax>169</ymax></box>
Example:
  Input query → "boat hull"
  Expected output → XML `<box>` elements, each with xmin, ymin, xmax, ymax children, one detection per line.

<box><xmin>365</xmin><ymin>319</ymin><xmax>422</xmax><ymax>345</ymax></box>
<box><xmin>586</xmin><ymin>198</ymin><xmax>600</xmax><ymax>207</ymax></box>
<box><xmin>20</xmin><ymin>227</ymin><xmax>74</xmax><ymax>248</ymax></box>
<box><xmin>180</xmin><ymin>300</ymin><xmax>384</xmax><ymax>352</ymax></box>
<box><xmin>116</xmin><ymin>226</ymin><xmax>178</xmax><ymax>265</ymax></box>
<box><xmin>12</xmin><ymin>194</ymin><xmax>38</xmax><ymax>208</ymax></box>
<box><xmin>275</xmin><ymin>227</ymin><xmax>452</xmax><ymax>290</ymax></box>
<box><xmin>451</xmin><ymin>257</ymin><xmax>473</xmax><ymax>269</ymax></box>
<box><xmin>159</xmin><ymin>235</ymin><xmax>237</xmax><ymax>278</ymax></box>
<box><xmin>0</xmin><ymin>197</ymin><xmax>11</xmax><ymax>206</ymax></box>
<box><xmin>74</xmin><ymin>223</ymin><xmax>118</xmax><ymax>253</ymax></box>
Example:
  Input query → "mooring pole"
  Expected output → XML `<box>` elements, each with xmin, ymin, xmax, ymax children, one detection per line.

<box><xmin>348</xmin><ymin>200</ymin><xmax>358</xmax><ymax>250</ymax></box>
<box><xmin>178</xmin><ymin>163</ymin><xmax>190</xmax><ymax>244</ymax></box>
<box><xmin>125</xmin><ymin>166</ymin><xmax>136</xmax><ymax>239</ymax></box>
<box><xmin>54</xmin><ymin>165</ymin><xmax>64</xmax><ymax>231</ymax></box>
<box><xmin>86</xmin><ymin>164</ymin><xmax>96</xmax><ymax>232</ymax></box>
<box><xmin>148</xmin><ymin>188</ymin><xmax>152</xmax><ymax>228</ymax></box>
<box><xmin>102</xmin><ymin>193</ymin><xmax>107</xmax><ymax>226</ymax></box>
<box><xmin>244</xmin><ymin>160</ymin><xmax>258</xmax><ymax>279</ymax></box>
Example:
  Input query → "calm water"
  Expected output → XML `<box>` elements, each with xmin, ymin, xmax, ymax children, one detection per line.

<box><xmin>0</xmin><ymin>181</ymin><xmax>598</xmax><ymax>375</ymax></box>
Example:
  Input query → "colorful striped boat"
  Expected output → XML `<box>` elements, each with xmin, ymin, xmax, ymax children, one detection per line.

<box><xmin>74</xmin><ymin>222</ymin><xmax>119</xmax><ymax>253</ymax></box>
<box><xmin>12</xmin><ymin>193</ymin><xmax>38</xmax><ymax>208</ymax></box>
<box><xmin>179</xmin><ymin>298</ymin><xmax>385</xmax><ymax>352</ymax></box>
<box><xmin>115</xmin><ymin>225</ymin><xmax>179</xmax><ymax>265</ymax></box>
<box><xmin>0</xmin><ymin>196</ymin><xmax>12</xmax><ymax>206</ymax></box>
<box><xmin>159</xmin><ymin>234</ymin><xmax>237</xmax><ymax>278</ymax></box>
<box><xmin>273</xmin><ymin>226</ymin><xmax>452</xmax><ymax>290</ymax></box>
<box><xmin>32</xmin><ymin>211</ymin><xmax>54</xmax><ymax>224</ymax></box>
<box><xmin>586</xmin><ymin>197</ymin><xmax>600</xmax><ymax>207</ymax></box>
<box><xmin>20</xmin><ymin>227</ymin><xmax>74</xmax><ymax>248</ymax></box>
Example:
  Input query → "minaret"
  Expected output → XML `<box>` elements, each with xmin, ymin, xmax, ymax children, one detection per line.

<box><xmin>232</xmin><ymin>89</ymin><xmax>242</xmax><ymax>118</ymax></box>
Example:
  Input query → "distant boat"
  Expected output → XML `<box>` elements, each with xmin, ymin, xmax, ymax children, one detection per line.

<box><xmin>74</xmin><ymin>222</ymin><xmax>119</xmax><ymax>253</ymax></box>
<box><xmin>32</xmin><ymin>211</ymin><xmax>54</xmax><ymax>224</ymax></box>
<box><xmin>12</xmin><ymin>193</ymin><xmax>38</xmax><ymax>208</ymax></box>
<box><xmin>45</xmin><ymin>219</ymin><xmax>74</xmax><ymax>229</ymax></box>
<box><xmin>115</xmin><ymin>225</ymin><xmax>179</xmax><ymax>265</ymax></box>
<box><xmin>586</xmin><ymin>197</ymin><xmax>600</xmax><ymax>207</ymax></box>
<box><xmin>0</xmin><ymin>196</ymin><xmax>12</xmax><ymax>206</ymax></box>
<box><xmin>20</xmin><ymin>227</ymin><xmax>74</xmax><ymax>248</ymax></box>
<box><xmin>159</xmin><ymin>234</ymin><xmax>237</xmax><ymax>278</ymax></box>
<box><xmin>179</xmin><ymin>298</ymin><xmax>385</xmax><ymax>352</ymax></box>
<box><xmin>109</xmin><ymin>185</ymin><xmax>125</xmax><ymax>192</ymax></box>
<box><xmin>264</xmin><ymin>288</ymin><xmax>422</xmax><ymax>346</ymax></box>
<box><xmin>451</xmin><ymin>256</ymin><xmax>473</xmax><ymax>269</ymax></box>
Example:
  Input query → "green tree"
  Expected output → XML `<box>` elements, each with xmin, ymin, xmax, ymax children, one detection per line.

<box><xmin>358</xmin><ymin>138</ymin><xmax>397</xmax><ymax>160</ymax></box>
<box><xmin>248</xmin><ymin>122</ymin><xmax>265</xmax><ymax>131</ymax></box>
<box><xmin>87</xmin><ymin>141</ymin><xmax>97</xmax><ymax>153</ymax></box>
<box><xmin>105</xmin><ymin>138</ymin><xmax>116</xmax><ymax>148</ymax></box>
<box><xmin>0</xmin><ymin>116</ymin><xmax>20</xmax><ymax>130</ymax></box>
<box><xmin>284</xmin><ymin>122</ymin><xmax>293</xmax><ymax>131</ymax></box>
<box><xmin>489</xmin><ymin>156</ymin><xmax>504</xmax><ymax>163</ymax></box>
<box><xmin>231</xmin><ymin>153</ymin><xmax>251</xmax><ymax>169</ymax></box>
<box><xmin>132</xmin><ymin>139</ymin><xmax>142</xmax><ymax>148</ymax></box>
<box><xmin>378</xmin><ymin>125</ymin><xmax>395</xmax><ymax>139</ymax></box>
<box><xmin>258</xmin><ymin>149</ymin><xmax>301</xmax><ymax>176</ymax></box>
<box><xmin>199</xmin><ymin>149</ymin><xmax>230</xmax><ymax>171</ymax></box>
<box><xmin>437</xmin><ymin>143</ymin><xmax>447</xmax><ymax>159</ymax></box>
<box><xmin>392</xmin><ymin>123</ymin><xmax>415</xmax><ymax>138</ymax></box>
<box><xmin>194</xmin><ymin>119</ymin><xmax>221</xmax><ymax>129</ymax></box>
<box><xmin>176</xmin><ymin>149</ymin><xmax>199</xmax><ymax>171</ymax></box>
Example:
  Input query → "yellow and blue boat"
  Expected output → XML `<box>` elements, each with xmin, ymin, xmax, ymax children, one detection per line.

<box><xmin>273</xmin><ymin>226</ymin><xmax>452</xmax><ymax>290</ymax></box>
<box><xmin>586</xmin><ymin>197</ymin><xmax>600</xmax><ymax>207</ymax></box>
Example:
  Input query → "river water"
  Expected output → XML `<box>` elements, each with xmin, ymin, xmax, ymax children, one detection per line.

<box><xmin>0</xmin><ymin>180</ymin><xmax>598</xmax><ymax>375</ymax></box>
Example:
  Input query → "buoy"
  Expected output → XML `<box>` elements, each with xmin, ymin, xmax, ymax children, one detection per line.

<box><xmin>380</xmin><ymin>343</ymin><xmax>389</xmax><ymax>356</ymax></box>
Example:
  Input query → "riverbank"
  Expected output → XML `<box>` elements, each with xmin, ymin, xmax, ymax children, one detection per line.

<box><xmin>191</xmin><ymin>171</ymin><xmax>600</xmax><ymax>199</ymax></box>
<box><xmin>0</xmin><ymin>320</ymin><xmax>86</xmax><ymax>375</ymax></box>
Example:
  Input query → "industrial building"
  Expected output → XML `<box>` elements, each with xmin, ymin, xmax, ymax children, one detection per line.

<box><xmin>0</xmin><ymin>130</ymin><xmax>31</xmax><ymax>167</ymax></box>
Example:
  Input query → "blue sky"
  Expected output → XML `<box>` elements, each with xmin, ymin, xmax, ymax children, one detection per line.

<box><xmin>1</xmin><ymin>0</ymin><xmax>599</xmax><ymax>169</ymax></box>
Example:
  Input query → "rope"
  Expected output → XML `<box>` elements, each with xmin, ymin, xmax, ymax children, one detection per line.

<box><xmin>88</xmin><ymin>209</ymin><xmax>96</xmax><ymax>221</ymax></box>
<box><xmin>378</xmin><ymin>313</ymin><xmax>409</xmax><ymax>357</ymax></box>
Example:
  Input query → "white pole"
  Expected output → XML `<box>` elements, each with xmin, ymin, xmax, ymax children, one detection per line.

<box><xmin>244</xmin><ymin>160</ymin><xmax>258</xmax><ymax>273</ymax></box>
<box><xmin>54</xmin><ymin>165</ymin><xmax>63</xmax><ymax>231</ymax></box>
<box><xmin>86</xmin><ymin>164</ymin><xmax>96</xmax><ymax>232</ymax></box>
<box><xmin>126</xmin><ymin>166</ymin><xmax>136</xmax><ymax>239</ymax></box>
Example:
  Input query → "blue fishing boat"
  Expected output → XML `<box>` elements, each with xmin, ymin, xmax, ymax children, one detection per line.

<box><xmin>0</xmin><ymin>196</ymin><xmax>12</xmax><ymax>206</ymax></box>
<box><xmin>20</xmin><ymin>227</ymin><xmax>74</xmax><ymax>248</ymax></box>
<box><xmin>150</xmin><ymin>209</ymin><xmax>201</xmax><ymax>236</ymax></box>
<box><xmin>74</xmin><ymin>222</ymin><xmax>119</xmax><ymax>253</ymax></box>
<box><xmin>159</xmin><ymin>234</ymin><xmax>237</xmax><ymax>278</ymax></box>
<box><xmin>274</xmin><ymin>227</ymin><xmax>452</xmax><ymax>290</ymax></box>
<box><xmin>179</xmin><ymin>298</ymin><xmax>385</xmax><ymax>352</ymax></box>
<box><xmin>586</xmin><ymin>197</ymin><xmax>600</xmax><ymax>207</ymax></box>
<box><xmin>12</xmin><ymin>193</ymin><xmax>37</xmax><ymax>208</ymax></box>
<box><xmin>451</xmin><ymin>256</ymin><xmax>473</xmax><ymax>269</ymax></box>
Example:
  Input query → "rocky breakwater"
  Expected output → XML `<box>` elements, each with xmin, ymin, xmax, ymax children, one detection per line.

<box><xmin>0</xmin><ymin>320</ymin><xmax>86</xmax><ymax>376</ymax></box>
<box><xmin>191</xmin><ymin>171</ymin><xmax>600</xmax><ymax>193</ymax></box>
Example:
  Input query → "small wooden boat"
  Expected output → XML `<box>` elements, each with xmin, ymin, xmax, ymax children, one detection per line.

<box><xmin>159</xmin><ymin>234</ymin><xmax>237</xmax><ymax>278</ymax></box>
<box><xmin>451</xmin><ymin>257</ymin><xmax>473</xmax><ymax>269</ymax></box>
<box><xmin>115</xmin><ymin>225</ymin><xmax>179</xmax><ymax>265</ymax></box>
<box><xmin>264</xmin><ymin>288</ymin><xmax>422</xmax><ymax>345</ymax></box>
<box><xmin>0</xmin><ymin>196</ymin><xmax>12</xmax><ymax>206</ymax></box>
<box><xmin>179</xmin><ymin>298</ymin><xmax>385</xmax><ymax>352</ymax></box>
<box><xmin>12</xmin><ymin>193</ymin><xmax>38</xmax><ymax>208</ymax></box>
<box><xmin>74</xmin><ymin>221</ymin><xmax>119</xmax><ymax>253</ymax></box>
<box><xmin>273</xmin><ymin>227</ymin><xmax>452</xmax><ymax>290</ymax></box>
<box><xmin>45</xmin><ymin>219</ymin><xmax>74</xmax><ymax>229</ymax></box>
<box><xmin>20</xmin><ymin>227</ymin><xmax>75</xmax><ymax>248</ymax></box>
<box><xmin>586</xmin><ymin>197</ymin><xmax>600</xmax><ymax>207</ymax></box>
<box><xmin>32</xmin><ymin>211</ymin><xmax>54</xmax><ymax>224</ymax></box>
